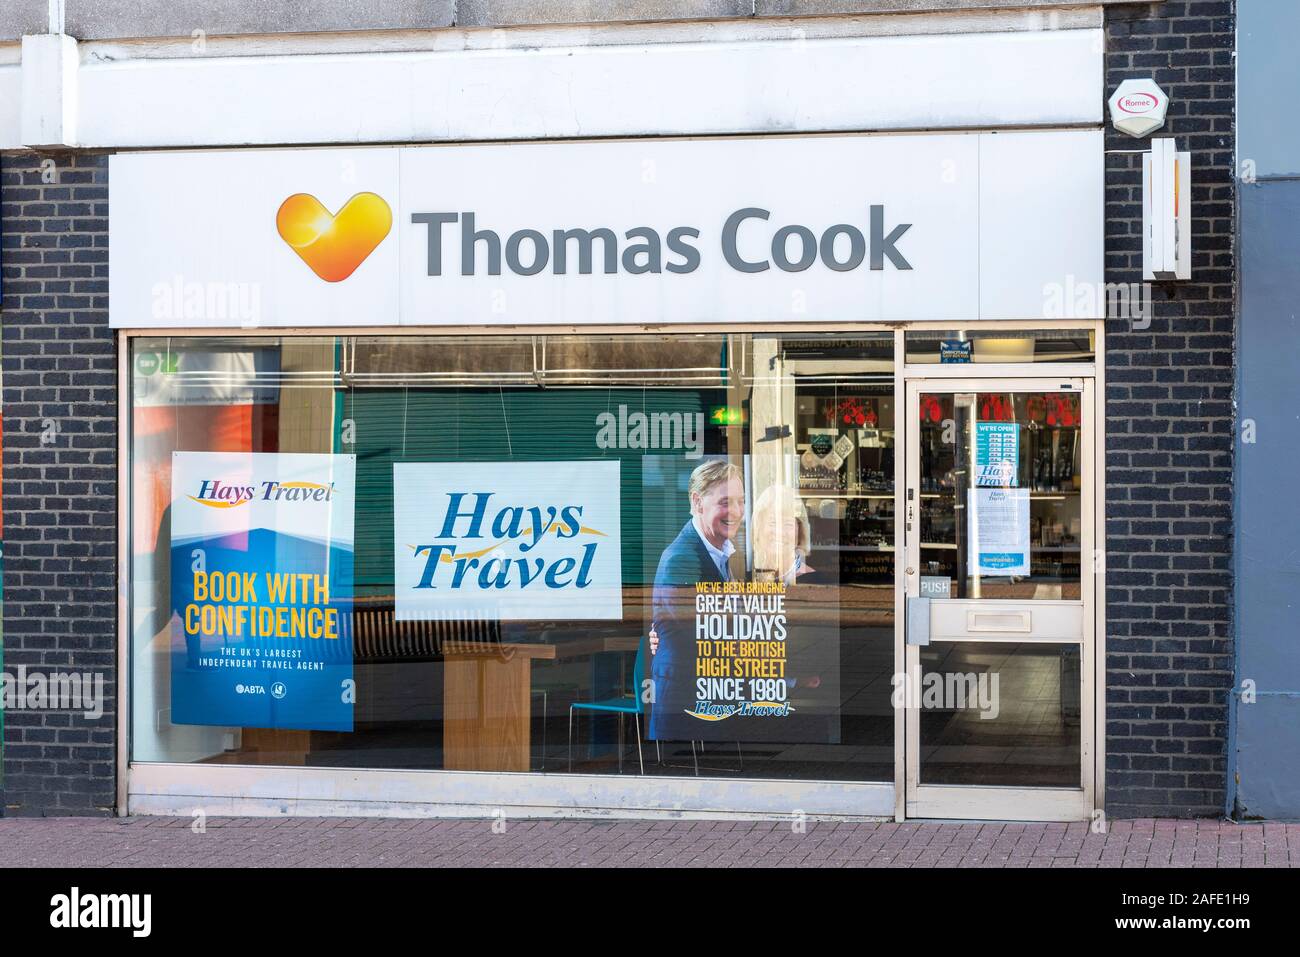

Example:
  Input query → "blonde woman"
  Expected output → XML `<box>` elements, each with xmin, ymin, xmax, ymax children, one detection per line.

<box><xmin>751</xmin><ymin>484</ymin><xmax>814</xmax><ymax>586</ymax></box>
<box><xmin>752</xmin><ymin>483</ymin><xmax>824</xmax><ymax>696</ymax></box>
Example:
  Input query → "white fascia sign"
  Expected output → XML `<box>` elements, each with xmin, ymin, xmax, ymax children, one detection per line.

<box><xmin>109</xmin><ymin>131</ymin><xmax>1103</xmax><ymax>328</ymax></box>
<box><xmin>1109</xmin><ymin>78</ymin><xmax>1169</xmax><ymax>138</ymax></box>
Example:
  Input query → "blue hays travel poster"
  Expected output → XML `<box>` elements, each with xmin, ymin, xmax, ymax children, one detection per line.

<box><xmin>170</xmin><ymin>451</ymin><xmax>356</xmax><ymax>731</ymax></box>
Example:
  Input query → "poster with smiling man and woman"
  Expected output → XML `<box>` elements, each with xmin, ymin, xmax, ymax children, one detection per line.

<box><xmin>642</xmin><ymin>455</ymin><xmax>841</xmax><ymax>745</ymax></box>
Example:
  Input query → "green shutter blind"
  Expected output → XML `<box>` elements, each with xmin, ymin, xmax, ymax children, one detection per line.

<box><xmin>342</xmin><ymin>387</ymin><xmax>722</xmax><ymax>596</ymax></box>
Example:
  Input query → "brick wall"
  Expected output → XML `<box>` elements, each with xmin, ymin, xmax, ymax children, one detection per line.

<box><xmin>0</xmin><ymin>153</ymin><xmax>117</xmax><ymax>816</ymax></box>
<box><xmin>1102</xmin><ymin>0</ymin><xmax>1236</xmax><ymax>817</ymax></box>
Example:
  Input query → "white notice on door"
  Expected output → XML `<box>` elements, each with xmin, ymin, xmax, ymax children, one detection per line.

<box><xmin>968</xmin><ymin>487</ymin><xmax>1031</xmax><ymax>577</ymax></box>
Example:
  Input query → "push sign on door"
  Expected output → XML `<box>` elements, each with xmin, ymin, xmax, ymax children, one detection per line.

<box><xmin>919</xmin><ymin>576</ymin><xmax>951</xmax><ymax>599</ymax></box>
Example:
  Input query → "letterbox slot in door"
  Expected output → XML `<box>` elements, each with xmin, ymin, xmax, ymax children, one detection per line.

<box><xmin>967</xmin><ymin>610</ymin><xmax>1032</xmax><ymax>633</ymax></box>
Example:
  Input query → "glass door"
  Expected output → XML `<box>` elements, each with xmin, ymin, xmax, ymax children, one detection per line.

<box><xmin>903</xmin><ymin>377</ymin><xmax>1095</xmax><ymax>820</ymax></box>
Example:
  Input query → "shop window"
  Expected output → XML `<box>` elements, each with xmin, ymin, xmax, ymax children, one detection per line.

<box><xmin>130</xmin><ymin>333</ymin><xmax>895</xmax><ymax>783</ymax></box>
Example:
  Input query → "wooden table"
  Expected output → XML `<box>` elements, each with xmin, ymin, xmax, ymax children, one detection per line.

<box><xmin>442</xmin><ymin>642</ymin><xmax>557</xmax><ymax>772</ymax></box>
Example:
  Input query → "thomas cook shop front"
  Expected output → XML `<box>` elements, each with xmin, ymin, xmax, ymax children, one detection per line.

<box><xmin>115</xmin><ymin>131</ymin><xmax>1105</xmax><ymax>821</ymax></box>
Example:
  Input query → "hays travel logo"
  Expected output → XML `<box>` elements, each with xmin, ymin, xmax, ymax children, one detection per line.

<box><xmin>187</xmin><ymin>478</ymin><xmax>338</xmax><ymax>509</ymax></box>
<box><xmin>409</xmin><ymin>494</ymin><xmax>607</xmax><ymax>592</ymax></box>
<box><xmin>394</xmin><ymin>461</ymin><xmax>624</xmax><ymax>621</ymax></box>
<box><xmin>276</xmin><ymin>191</ymin><xmax>392</xmax><ymax>282</ymax></box>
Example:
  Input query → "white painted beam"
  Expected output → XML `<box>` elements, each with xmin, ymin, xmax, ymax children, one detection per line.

<box><xmin>0</xmin><ymin>63</ymin><xmax>22</xmax><ymax>145</ymax></box>
<box><xmin>19</xmin><ymin>33</ymin><xmax>78</xmax><ymax>147</ymax></box>
<box><xmin>0</xmin><ymin>26</ymin><xmax>1102</xmax><ymax>151</ymax></box>
<box><xmin>66</xmin><ymin>28</ymin><xmax>1100</xmax><ymax>149</ymax></box>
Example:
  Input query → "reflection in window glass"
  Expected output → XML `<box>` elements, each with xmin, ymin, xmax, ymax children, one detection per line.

<box><xmin>918</xmin><ymin>642</ymin><xmax>1081</xmax><ymax>788</ymax></box>
<box><xmin>130</xmin><ymin>333</ymin><xmax>896</xmax><ymax>782</ymax></box>
<box><xmin>918</xmin><ymin>392</ymin><xmax>1082</xmax><ymax>601</ymax></box>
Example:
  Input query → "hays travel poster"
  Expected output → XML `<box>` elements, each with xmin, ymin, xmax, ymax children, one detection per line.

<box><xmin>170</xmin><ymin>451</ymin><xmax>356</xmax><ymax>731</ymax></box>
<box><xmin>393</xmin><ymin>460</ymin><xmax>623</xmax><ymax>621</ymax></box>
<box><xmin>641</xmin><ymin>455</ymin><xmax>841</xmax><ymax>745</ymax></box>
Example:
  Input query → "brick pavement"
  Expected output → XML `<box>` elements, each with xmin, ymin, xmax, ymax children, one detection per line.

<box><xmin>0</xmin><ymin>817</ymin><xmax>1295</xmax><ymax>868</ymax></box>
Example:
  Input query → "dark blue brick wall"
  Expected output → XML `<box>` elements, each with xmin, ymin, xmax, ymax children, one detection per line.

<box><xmin>1103</xmin><ymin>0</ymin><xmax>1236</xmax><ymax>818</ymax></box>
<box><xmin>1</xmin><ymin>152</ymin><xmax>116</xmax><ymax>816</ymax></box>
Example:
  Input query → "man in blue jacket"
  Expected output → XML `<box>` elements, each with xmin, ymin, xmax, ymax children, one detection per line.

<box><xmin>648</xmin><ymin>460</ymin><xmax>745</xmax><ymax>741</ymax></box>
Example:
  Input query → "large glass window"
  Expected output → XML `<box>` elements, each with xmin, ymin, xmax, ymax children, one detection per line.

<box><xmin>130</xmin><ymin>332</ymin><xmax>895</xmax><ymax>782</ymax></box>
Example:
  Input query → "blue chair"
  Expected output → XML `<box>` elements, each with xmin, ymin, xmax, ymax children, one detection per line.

<box><xmin>568</xmin><ymin>639</ymin><xmax>646</xmax><ymax>774</ymax></box>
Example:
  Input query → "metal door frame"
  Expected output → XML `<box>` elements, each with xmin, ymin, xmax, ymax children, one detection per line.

<box><xmin>900</xmin><ymin>375</ymin><xmax>1097</xmax><ymax>822</ymax></box>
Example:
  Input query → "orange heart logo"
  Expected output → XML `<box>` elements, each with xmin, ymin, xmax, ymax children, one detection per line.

<box><xmin>276</xmin><ymin>192</ymin><xmax>392</xmax><ymax>282</ymax></box>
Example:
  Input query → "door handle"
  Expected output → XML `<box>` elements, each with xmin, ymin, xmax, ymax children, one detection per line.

<box><xmin>906</xmin><ymin>596</ymin><xmax>931</xmax><ymax>646</ymax></box>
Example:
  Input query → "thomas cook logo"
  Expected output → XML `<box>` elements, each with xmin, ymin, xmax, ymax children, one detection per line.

<box><xmin>188</xmin><ymin>479</ymin><xmax>336</xmax><ymax>508</ymax></box>
<box><xmin>276</xmin><ymin>192</ymin><xmax>392</xmax><ymax>282</ymax></box>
